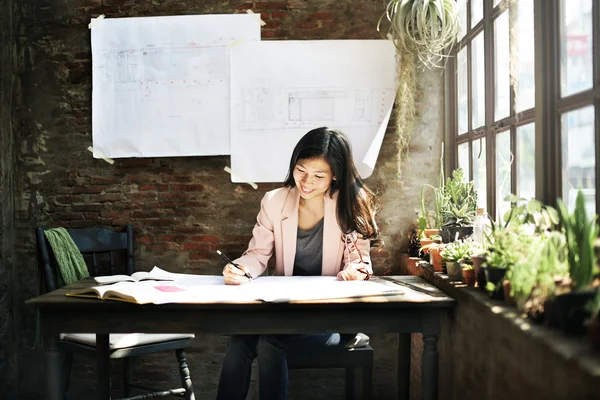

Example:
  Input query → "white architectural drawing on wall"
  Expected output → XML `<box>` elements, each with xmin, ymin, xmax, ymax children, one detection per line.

<box><xmin>230</xmin><ymin>40</ymin><xmax>396</xmax><ymax>182</ymax></box>
<box><xmin>91</xmin><ymin>14</ymin><xmax>260</xmax><ymax>158</ymax></box>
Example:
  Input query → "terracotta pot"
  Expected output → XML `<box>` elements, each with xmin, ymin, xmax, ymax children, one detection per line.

<box><xmin>503</xmin><ymin>280</ymin><xmax>516</xmax><ymax>306</ymax></box>
<box><xmin>424</xmin><ymin>228</ymin><xmax>440</xmax><ymax>238</ymax></box>
<box><xmin>462</xmin><ymin>268</ymin><xmax>475</xmax><ymax>286</ymax></box>
<box><xmin>429</xmin><ymin>247</ymin><xmax>444</xmax><ymax>273</ymax></box>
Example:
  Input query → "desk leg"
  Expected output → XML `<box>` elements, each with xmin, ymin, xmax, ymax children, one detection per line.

<box><xmin>97</xmin><ymin>334</ymin><xmax>111</xmax><ymax>400</ymax></box>
<box><xmin>396</xmin><ymin>333</ymin><xmax>411</xmax><ymax>400</ymax></box>
<box><xmin>45</xmin><ymin>336</ymin><xmax>62</xmax><ymax>400</ymax></box>
<box><xmin>421</xmin><ymin>334</ymin><xmax>438</xmax><ymax>400</ymax></box>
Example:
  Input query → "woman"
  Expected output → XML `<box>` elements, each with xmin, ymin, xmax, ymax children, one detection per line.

<box><xmin>217</xmin><ymin>127</ymin><xmax>382</xmax><ymax>400</ymax></box>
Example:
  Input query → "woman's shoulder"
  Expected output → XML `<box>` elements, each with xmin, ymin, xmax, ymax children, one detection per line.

<box><xmin>261</xmin><ymin>186</ymin><xmax>295</xmax><ymax>208</ymax></box>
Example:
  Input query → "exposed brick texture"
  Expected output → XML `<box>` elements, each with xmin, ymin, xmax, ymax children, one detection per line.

<box><xmin>0</xmin><ymin>0</ymin><xmax>18</xmax><ymax>398</ymax></box>
<box><xmin>3</xmin><ymin>1</ymin><xmax>445</xmax><ymax>399</ymax></box>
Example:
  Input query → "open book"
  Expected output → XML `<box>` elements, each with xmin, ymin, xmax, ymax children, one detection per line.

<box><xmin>66</xmin><ymin>280</ymin><xmax>189</xmax><ymax>304</ymax></box>
<box><xmin>93</xmin><ymin>267</ymin><xmax>175</xmax><ymax>285</ymax></box>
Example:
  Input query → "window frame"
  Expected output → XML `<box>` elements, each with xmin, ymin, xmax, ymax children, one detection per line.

<box><xmin>445</xmin><ymin>0</ymin><xmax>600</xmax><ymax>216</ymax></box>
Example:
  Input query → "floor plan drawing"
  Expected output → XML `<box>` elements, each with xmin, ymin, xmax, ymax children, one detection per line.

<box><xmin>91</xmin><ymin>14</ymin><xmax>260</xmax><ymax>158</ymax></box>
<box><xmin>230</xmin><ymin>40</ymin><xmax>396</xmax><ymax>183</ymax></box>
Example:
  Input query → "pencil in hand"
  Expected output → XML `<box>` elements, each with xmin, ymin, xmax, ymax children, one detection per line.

<box><xmin>216</xmin><ymin>250</ymin><xmax>253</xmax><ymax>280</ymax></box>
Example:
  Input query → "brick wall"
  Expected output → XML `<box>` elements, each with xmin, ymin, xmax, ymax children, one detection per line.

<box><xmin>5</xmin><ymin>1</ymin><xmax>444</xmax><ymax>399</ymax></box>
<box><xmin>0</xmin><ymin>0</ymin><xmax>18</xmax><ymax>397</ymax></box>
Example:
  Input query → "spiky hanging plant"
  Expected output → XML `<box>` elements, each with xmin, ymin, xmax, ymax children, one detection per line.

<box><xmin>378</xmin><ymin>0</ymin><xmax>460</xmax><ymax>171</ymax></box>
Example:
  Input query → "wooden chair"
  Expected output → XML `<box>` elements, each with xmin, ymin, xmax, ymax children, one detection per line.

<box><xmin>35</xmin><ymin>225</ymin><xmax>196</xmax><ymax>400</ymax></box>
<box><xmin>287</xmin><ymin>334</ymin><xmax>373</xmax><ymax>400</ymax></box>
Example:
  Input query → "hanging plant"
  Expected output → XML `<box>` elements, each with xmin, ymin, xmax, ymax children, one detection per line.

<box><xmin>378</xmin><ymin>0</ymin><xmax>460</xmax><ymax>171</ymax></box>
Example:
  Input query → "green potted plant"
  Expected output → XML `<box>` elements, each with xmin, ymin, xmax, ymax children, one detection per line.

<box><xmin>440</xmin><ymin>168</ymin><xmax>477</xmax><ymax>243</ymax></box>
<box><xmin>440</xmin><ymin>239</ymin><xmax>472</xmax><ymax>281</ymax></box>
<box><xmin>503</xmin><ymin>194</ymin><xmax>560</xmax><ymax>233</ymax></box>
<box><xmin>508</xmin><ymin>230</ymin><xmax>568</xmax><ymax>318</ymax></box>
<box><xmin>378</xmin><ymin>1</ymin><xmax>459</xmax><ymax>175</ymax></box>
<box><xmin>483</xmin><ymin>224</ymin><xmax>537</xmax><ymax>300</ymax></box>
<box><xmin>552</xmin><ymin>189</ymin><xmax>599</xmax><ymax>334</ymax></box>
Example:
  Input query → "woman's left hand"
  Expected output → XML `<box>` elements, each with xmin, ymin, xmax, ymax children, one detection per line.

<box><xmin>337</xmin><ymin>262</ymin><xmax>371</xmax><ymax>281</ymax></box>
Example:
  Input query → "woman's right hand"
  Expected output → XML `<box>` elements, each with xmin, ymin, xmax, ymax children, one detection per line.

<box><xmin>222</xmin><ymin>263</ymin><xmax>252</xmax><ymax>285</ymax></box>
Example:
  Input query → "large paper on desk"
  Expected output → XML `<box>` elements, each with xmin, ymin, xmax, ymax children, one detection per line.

<box><xmin>91</xmin><ymin>14</ymin><xmax>260</xmax><ymax>158</ymax></box>
<box><xmin>230</xmin><ymin>40</ymin><xmax>397</xmax><ymax>183</ymax></box>
<box><xmin>67</xmin><ymin>271</ymin><xmax>406</xmax><ymax>304</ymax></box>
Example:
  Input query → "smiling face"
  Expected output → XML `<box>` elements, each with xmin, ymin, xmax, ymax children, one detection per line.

<box><xmin>293</xmin><ymin>157</ymin><xmax>335</xmax><ymax>200</ymax></box>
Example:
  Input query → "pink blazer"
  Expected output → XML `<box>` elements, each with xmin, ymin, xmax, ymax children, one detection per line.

<box><xmin>234</xmin><ymin>187</ymin><xmax>372</xmax><ymax>278</ymax></box>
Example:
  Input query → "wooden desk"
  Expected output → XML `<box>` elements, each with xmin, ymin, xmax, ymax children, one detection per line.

<box><xmin>27</xmin><ymin>276</ymin><xmax>454</xmax><ymax>400</ymax></box>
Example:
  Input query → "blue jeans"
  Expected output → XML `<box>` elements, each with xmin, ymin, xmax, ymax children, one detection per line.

<box><xmin>216</xmin><ymin>333</ymin><xmax>342</xmax><ymax>400</ymax></box>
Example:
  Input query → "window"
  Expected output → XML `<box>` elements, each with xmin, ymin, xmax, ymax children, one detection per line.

<box><xmin>447</xmin><ymin>0</ymin><xmax>599</xmax><ymax>218</ymax></box>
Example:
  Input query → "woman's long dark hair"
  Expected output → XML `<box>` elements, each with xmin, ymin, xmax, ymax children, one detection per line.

<box><xmin>283</xmin><ymin>127</ymin><xmax>383</xmax><ymax>247</ymax></box>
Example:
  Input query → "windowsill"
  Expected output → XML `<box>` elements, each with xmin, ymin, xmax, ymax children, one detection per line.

<box><xmin>400</xmin><ymin>253</ymin><xmax>600</xmax><ymax>378</ymax></box>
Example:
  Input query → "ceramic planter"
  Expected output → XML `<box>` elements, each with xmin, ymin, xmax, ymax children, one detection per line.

<box><xmin>446</xmin><ymin>261</ymin><xmax>463</xmax><ymax>281</ymax></box>
<box><xmin>482</xmin><ymin>266</ymin><xmax>506</xmax><ymax>300</ymax></box>
<box><xmin>440</xmin><ymin>225</ymin><xmax>473</xmax><ymax>243</ymax></box>
<box><xmin>553</xmin><ymin>290</ymin><xmax>595</xmax><ymax>335</ymax></box>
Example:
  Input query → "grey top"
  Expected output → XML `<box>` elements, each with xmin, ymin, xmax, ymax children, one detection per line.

<box><xmin>293</xmin><ymin>218</ymin><xmax>324</xmax><ymax>276</ymax></box>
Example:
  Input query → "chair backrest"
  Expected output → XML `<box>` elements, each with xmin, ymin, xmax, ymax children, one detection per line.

<box><xmin>35</xmin><ymin>225</ymin><xmax>134</xmax><ymax>292</ymax></box>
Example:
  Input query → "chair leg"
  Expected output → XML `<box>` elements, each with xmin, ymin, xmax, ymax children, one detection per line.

<box><xmin>345</xmin><ymin>367</ymin><xmax>355</xmax><ymax>400</ymax></box>
<box><xmin>61</xmin><ymin>350</ymin><xmax>73</xmax><ymax>400</ymax></box>
<box><xmin>362</xmin><ymin>360</ymin><xmax>373</xmax><ymax>400</ymax></box>
<box><xmin>175</xmin><ymin>349</ymin><xmax>195</xmax><ymax>400</ymax></box>
<box><xmin>123</xmin><ymin>358</ymin><xmax>132</xmax><ymax>397</ymax></box>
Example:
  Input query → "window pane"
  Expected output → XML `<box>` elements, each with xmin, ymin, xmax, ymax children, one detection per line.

<box><xmin>472</xmin><ymin>0</ymin><xmax>483</xmax><ymax>27</ymax></box>
<box><xmin>517</xmin><ymin>123</ymin><xmax>535</xmax><ymax>199</ymax></box>
<box><xmin>495</xmin><ymin>11</ymin><xmax>510</xmax><ymax>121</ymax></box>
<box><xmin>560</xmin><ymin>0</ymin><xmax>593</xmax><ymax>97</ymax></box>
<box><xmin>561</xmin><ymin>106</ymin><xmax>596</xmax><ymax>215</ymax></box>
<box><xmin>515</xmin><ymin>0</ymin><xmax>535</xmax><ymax>112</ymax></box>
<box><xmin>458</xmin><ymin>142</ymin><xmax>470</xmax><ymax>175</ymax></box>
<box><xmin>457</xmin><ymin>47</ymin><xmax>469</xmax><ymax>134</ymax></box>
<box><xmin>473</xmin><ymin>137</ymin><xmax>487</xmax><ymax>210</ymax></box>
<box><xmin>472</xmin><ymin>33</ymin><xmax>485</xmax><ymax>129</ymax></box>
<box><xmin>494</xmin><ymin>0</ymin><xmax>502</xmax><ymax>6</ymax></box>
<box><xmin>496</xmin><ymin>130</ymin><xmax>512</xmax><ymax>222</ymax></box>
<box><xmin>458</xmin><ymin>0</ymin><xmax>468</xmax><ymax>41</ymax></box>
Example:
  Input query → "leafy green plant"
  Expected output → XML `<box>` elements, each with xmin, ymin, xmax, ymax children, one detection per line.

<box><xmin>441</xmin><ymin>168</ymin><xmax>477</xmax><ymax>227</ymax></box>
<box><xmin>508</xmin><ymin>231</ymin><xmax>568</xmax><ymax>310</ymax></box>
<box><xmin>557</xmin><ymin>189</ymin><xmax>599</xmax><ymax>292</ymax></box>
<box><xmin>484</xmin><ymin>224</ymin><xmax>538</xmax><ymax>270</ymax></box>
<box><xmin>440</xmin><ymin>239</ymin><xmax>483</xmax><ymax>263</ymax></box>
<box><xmin>503</xmin><ymin>194</ymin><xmax>559</xmax><ymax>233</ymax></box>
